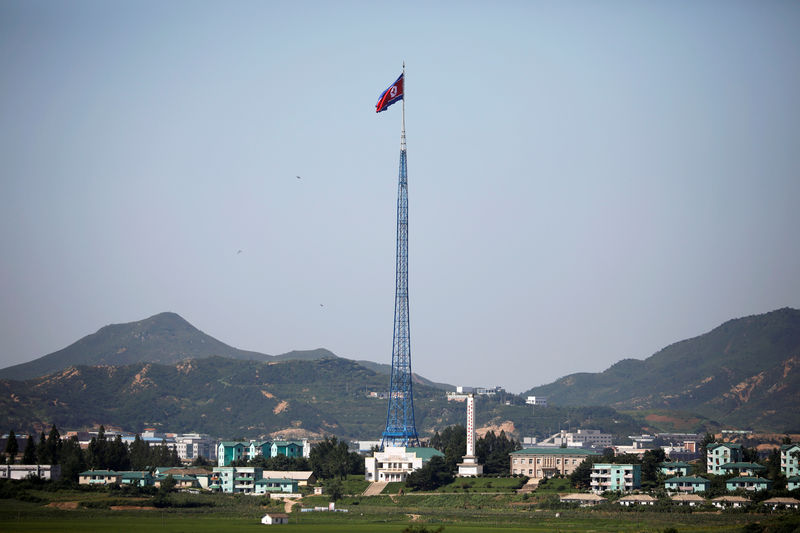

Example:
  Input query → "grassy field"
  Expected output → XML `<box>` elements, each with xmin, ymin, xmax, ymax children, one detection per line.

<box><xmin>0</xmin><ymin>483</ymin><xmax>793</xmax><ymax>533</ymax></box>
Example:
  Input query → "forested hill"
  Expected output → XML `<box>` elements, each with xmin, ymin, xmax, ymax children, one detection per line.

<box><xmin>524</xmin><ymin>308</ymin><xmax>800</xmax><ymax>431</ymax></box>
<box><xmin>0</xmin><ymin>355</ymin><xmax>648</xmax><ymax>441</ymax></box>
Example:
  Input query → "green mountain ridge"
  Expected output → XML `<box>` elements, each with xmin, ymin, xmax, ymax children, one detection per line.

<box><xmin>524</xmin><ymin>307</ymin><xmax>800</xmax><ymax>431</ymax></box>
<box><xmin>0</xmin><ymin>355</ymin><xmax>649</xmax><ymax>441</ymax></box>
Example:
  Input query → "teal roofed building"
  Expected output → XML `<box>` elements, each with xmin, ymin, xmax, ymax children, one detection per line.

<box><xmin>664</xmin><ymin>475</ymin><xmax>710</xmax><ymax>493</ymax></box>
<box><xmin>590</xmin><ymin>464</ymin><xmax>641</xmax><ymax>494</ymax></box>
<box><xmin>787</xmin><ymin>475</ymin><xmax>800</xmax><ymax>491</ymax></box>
<box><xmin>121</xmin><ymin>471</ymin><xmax>154</xmax><ymax>487</ymax></box>
<box><xmin>271</xmin><ymin>441</ymin><xmax>304</xmax><ymax>458</ymax></box>
<box><xmin>659</xmin><ymin>461</ymin><xmax>692</xmax><ymax>477</ymax></box>
<box><xmin>212</xmin><ymin>466</ymin><xmax>263</xmax><ymax>494</ymax></box>
<box><xmin>781</xmin><ymin>444</ymin><xmax>800</xmax><ymax>478</ymax></box>
<box><xmin>254</xmin><ymin>478</ymin><xmax>299</xmax><ymax>495</ymax></box>
<box><xmin>78</xmin><ymin>470</ymin><xmax>121</xmax><ymax>485</ymax></box>
<box><xmin>726</xmin><ymin>476</ymin><xmax>772</xmax><ymax>492</ymax></box>
<box><xmin>217</xmin><ymin>441</ymin><xmax>249</xmax><ymax>467</ymax></box>
<box><xmin>707</xmin><ymin>443</ymin><xmax>743</xmax><ymax>475</ymax></box>
<box><xmin>217</xmin><ymin>439</ymin><xmax>309</xmax><ymax>467</ymax></box>
<box><xmin>719</xmin><ymin>462</ymin><xmax>766</xmax><ymax>476</ymax></box>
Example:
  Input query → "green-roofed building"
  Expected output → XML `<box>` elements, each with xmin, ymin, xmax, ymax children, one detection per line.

<box><xmin>254</xmin><ymin>478</ymin><xmax>298</xmax><ymax>495</ymax></box>
<box><xmin>787</xmin><ymin>475</ymin><xmax>800</xmax><ymax>491</ymax></box>
<box><xmin>781</xmin><ymin>444</ymin><xmax>800</xmax><ymax>478</ymax></box>
<box><xmin>719</xmin><ymin>462</ymin><xmax>766</xmax><ymax>476</ymax></box>
<box><xmin>365</xmin><ymin>446</ymin><xmax>445</xmax><ymax>482</ymax></box>
<box><xmin>212</xmin><ymin>466</ymin><xmax>263</xmax><ymax>494</ymax></box>
<box><xmin>726</xmin><ymin>476</ymin><xmax>772</xmax><ymax>492</ymax></box>
<box><xmin>664</xmin><ymin>475</ymin><xmax>710</xmax><ymax>493</ymax></box>
<box><xmin>78</xmin><ymin>470</ymin><xmax>121</xmax><ymax>485</ymax></box>
<box><xmin>509</xmin><ymin>447</ymin><xmax>599</xmax><ymax>479</ymax></box>
<box><xmin>121</xmin><ymin>471</ymin><xmax>155</xmax><ymax>487</ymax></box>
<box><xmin>707</xmin><ymin>443</ymin><xmax>743</xmax><ymax>475</ymax></box>
<box><xmin>659</xmin><ymin>461</ymin><xmax>692</xmax><ymax>477</ymax></box>
<box><xmin>217</xmin><ymin>439</ymin><xmax>310</xmax><ymax>467</ymax></box>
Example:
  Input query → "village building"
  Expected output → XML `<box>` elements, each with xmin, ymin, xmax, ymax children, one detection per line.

<box><xmin>0</xmin><ymin>464</ymin><xmax>61</xmax><ymax>481</ymax></box>
<box><xmin>509</xmin><ymin>448</ymin><xmax>599</xmax><ymax>479</ymax></box>
<box><xmin>670</xmin><ymin>493</ymin><xmax>706</xmax><ymax>506</ymax></box>
<box><xmin>590</xmin><ymin>464</ymin><xmax>641</xmax><ymax>493</ymax></box>
<box><xmin>706</xmin><ymin>443</ymin><xmax>743</xmax><ymax>475</ymax></box>
<box><xmin>663</xmin><ymin>475</ymin><xmax>710</xmax><ymax>493</ymax></box>
<box><xmin>364</xmin><ymin>446</ymin><xmax>444</xmax><ymax>482</ymax></box>
<box><xmin>617</xmin><ymin>494</ymin><xmax>656</xmax><ymax>506</ymax></box>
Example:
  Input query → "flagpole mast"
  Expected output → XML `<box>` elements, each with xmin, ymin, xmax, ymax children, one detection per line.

<box><xmin>401</xmin><ymin>61</ymin><xmax>406</xmax><ymax>151</ymax></box>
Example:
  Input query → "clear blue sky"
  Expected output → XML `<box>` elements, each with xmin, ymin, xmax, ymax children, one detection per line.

<box><xmin>1</xmin><ymin>0</ymin><xmax>799</xmax><ymax>393</ymax></box>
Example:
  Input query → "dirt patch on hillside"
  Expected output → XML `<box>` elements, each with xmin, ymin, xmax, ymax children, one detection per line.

<box><xmin>645</xmin><ymin>413</ymin><xmax>701</xmax><ymax>426</ymax></box>
<box><xmin>261</xmin><ymin>389</ymin><xmax>275</xmax><ymax>399</ymax></box>
<box><xmin>273</xmin><ymin>400</ymin><xmax>289</xmax><ymax>414</ymax></box>
<box><xmin>476</xmin><ymin>421</ymin><xmax>516</xmax><ymax>437</ymax></box>
<box><xmin>46</xmin><ymin>501</ymin><xmax>79</xmax><ymax>510</ymax></box>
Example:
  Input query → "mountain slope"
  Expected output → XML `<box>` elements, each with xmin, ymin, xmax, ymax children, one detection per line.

<box><xmin>0</xmin><ymin>314</ymin><xmax>354</xmax><ymax>381</ymax></box>
<box><xmin>0</xmin><ymin>312</ymin><xmax>453</xmax><ymax>391</ymax></box>
<box><xmin>0</xmin><ymin>356</ymin><xmax>647</xmax><ymax>441</ymax></box>
<box><xmin>524</xmin><ymin>308</ymin><xmax>800</xmax><ymax>430</ymax></box>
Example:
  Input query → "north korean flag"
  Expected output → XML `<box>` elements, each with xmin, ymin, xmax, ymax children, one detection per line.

<box><xmin>375</xmin><ymin>73</ymin><xmax>404</xmax><ymax>113</ymax></box>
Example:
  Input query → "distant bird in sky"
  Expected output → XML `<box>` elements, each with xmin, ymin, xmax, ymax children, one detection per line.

<box><xmin>237</xmin><ymin>250</ymin><xmax>243</xmax><ymax>255</ymax></box>
<box><xmin>296</xmin><ymin>175</ymin><xmax>302</xmax><ymax>180</ymax></box>
<box><xmin>319</xmin><ymin>304</ymin><xmax>324</xmax><ymax>307</ymax></box>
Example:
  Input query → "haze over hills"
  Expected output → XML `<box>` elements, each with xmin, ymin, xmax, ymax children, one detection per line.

<box><xmin>524</xmin><ymin>308</ymin><xmax>800</xmax><ymax>431</ymax></box>
<box><xmin>0</xmin><ymin>312</ymin><xmax>448</xmax><ymax>390</ymax></box>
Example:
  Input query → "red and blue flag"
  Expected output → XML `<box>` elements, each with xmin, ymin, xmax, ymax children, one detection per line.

<box><xmin>375</xmin><ymin>73</ymin><xmax>404</xmax><ymax>113</ymax></box>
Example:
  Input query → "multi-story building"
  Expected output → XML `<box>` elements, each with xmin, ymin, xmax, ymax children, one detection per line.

<box><xmin>525</xmin><ymin>396</ymin><xmax>548</xmax><ymax>407</ymax></box>
<box><xmin>364</xmin><ymin>446</ymin><xmax>444</xmax><ymax>482</ymax></box>
<box><xmin>175</xmin><ymin>434</ymin><xmax>216</xmax><ymax>462</ymax></box>
<box><xmin>780</xmin><ymin>444</ymin><xmax>800</xmax><ymax>478</ymax></box>
<box><xmin>590</xmin><ymin>463</ymin><xmax>641</xmax><ymax>493</ymax></box>
<box><xmin>211</xmin><ymin>466</ymin><xmax>263</xmax><ymax>494</ymax></box>
<box><xmin>217</xmin><ymin>439</ymin><xmax>309</xmax><ymax>467</ymax></box>
<box><xmin>706</xmin><ymin>443</ymin><xmax>742</xmax><ymax>475</ymax></box>
<box><xmin>509</xmin><ymin>448</ymin><xmax>599</xmax><ymax>479</ymax></box>
<box><xmin>538</xmin><ymin>430</ymin><xmax>612</xmax><ymax>449</ymax></box>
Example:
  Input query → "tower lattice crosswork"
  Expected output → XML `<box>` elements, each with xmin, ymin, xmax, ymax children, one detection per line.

<box><xmin>381</xmin><ymin>121</ymin><xmax>420</xmax><ymax>449</ymax></box>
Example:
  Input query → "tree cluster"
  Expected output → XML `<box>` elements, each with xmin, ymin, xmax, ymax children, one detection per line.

<box><xmin>4</xmin><ymin>425</ymin><xmax>184</xmax><ymax>482</ymax></box>
<box><xmin>405</xmin><ymin>455</ymin><xmax>453</xmax><ymax>491</ymax></box>
<box><xmin>475</xmin><ymin>430</ymin><xmax>521</xmax><ymax>474</ymax></box>
<box><xmin>308</xmin><ymin>436</ymin><xmax>364</xmax><ymax>479</ymax></box>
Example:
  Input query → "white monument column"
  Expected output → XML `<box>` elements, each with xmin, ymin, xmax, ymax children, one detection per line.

<box><xmin>457</xmin><ymin>394</ymin><xmax>483</xmax><ymax>477</ymax></box>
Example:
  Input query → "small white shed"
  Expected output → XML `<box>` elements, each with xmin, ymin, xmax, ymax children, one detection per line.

<box><xmin>261</xmin><ymin>513</ymin><xmax>289</xmax><ymax>525</ymax></box>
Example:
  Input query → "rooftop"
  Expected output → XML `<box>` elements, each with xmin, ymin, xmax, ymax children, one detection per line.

<box><xmin>511</xmin><ymin>447</ymin><xmax>600</xmax><ymax>456</ymax></box>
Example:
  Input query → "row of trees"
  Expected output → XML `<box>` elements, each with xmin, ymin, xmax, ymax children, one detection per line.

<box><xmin>2</xmin><ymin>425</ymin><xmax>185</xmax><ymax>482</ymax></box>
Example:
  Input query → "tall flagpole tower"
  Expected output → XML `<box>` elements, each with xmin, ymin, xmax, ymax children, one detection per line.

<box><xmin>381</xmin><ymin>63</ymin><xmax>420</xmax><ymax>448</ymax></box>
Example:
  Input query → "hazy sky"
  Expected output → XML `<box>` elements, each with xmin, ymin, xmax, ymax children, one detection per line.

<box><xmin>1</xmin><ymin>1</ymin><xmax>799</xmax><ymax>393</ymax></box>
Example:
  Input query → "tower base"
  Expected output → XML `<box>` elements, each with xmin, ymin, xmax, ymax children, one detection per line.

<box><xmin>457</xmin><ymin>455</ymin><xmax>483</xmax><ymax>477</ymax></box>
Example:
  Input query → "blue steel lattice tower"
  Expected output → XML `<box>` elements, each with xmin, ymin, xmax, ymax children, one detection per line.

<box><xmin>381</xmin><ymin>67</ymin><xmax>420</xmax><ymax>449</ymax></box>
